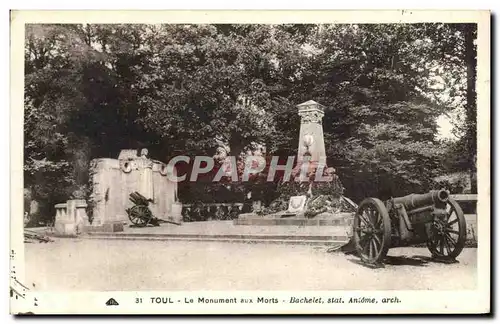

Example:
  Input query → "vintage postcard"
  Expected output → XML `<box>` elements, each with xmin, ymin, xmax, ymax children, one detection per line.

<box><xmin>10</xmin><ymin>10</ymin><xmax>490</xmax><ymax>315</ymax></box>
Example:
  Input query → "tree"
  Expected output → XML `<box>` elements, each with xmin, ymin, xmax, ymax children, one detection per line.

<box><xmin>302</xmin><ymin>24</ymin><xmax>474</xmax><ymax>200</ymax></box>
<box><xmin>462</xmin><ymin>23</ymin><xmax>478</xmax><ymax>193</ymax></box>
<box><xmin>133</xmin><ymin>24</ymin><xmax>311</xmax><ymax>159</ymax></box>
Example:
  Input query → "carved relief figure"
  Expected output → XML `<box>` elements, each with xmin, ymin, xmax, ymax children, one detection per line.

<box><xmin>138</xmin><ymin>148</ymin><xmax>154</xmax><ymax>201</ymax></box>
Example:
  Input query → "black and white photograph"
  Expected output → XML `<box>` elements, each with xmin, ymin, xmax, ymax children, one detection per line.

<box><xmin>9</xmin><ymin>10</ymin><xmax>490</xmax><ymax>315</ymax></box>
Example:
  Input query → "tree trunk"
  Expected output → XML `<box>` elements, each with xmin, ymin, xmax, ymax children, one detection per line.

<box><xmin>464</xmin><ymin>24</ymin><xmax>477</xmax><ymax>194</ymax></box>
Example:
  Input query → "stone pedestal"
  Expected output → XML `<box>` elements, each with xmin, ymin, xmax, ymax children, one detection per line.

<box><xmin>54</xmin><ymin>199</ymin><xmax>89</xmax><ymax>236</ymax></box>
<box><xmin>54</xmin><ymin>203</ymin><xmax>73</xmax><ymax>236</ymax></box>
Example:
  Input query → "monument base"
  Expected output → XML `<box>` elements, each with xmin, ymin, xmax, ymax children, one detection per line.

<box><xmin>234</xmin><ymin>212</ymin><xmax>354</xmax><ymax>226</ymax></box>
<box><xmin>83</xmin><ymin>221</ymin><xmax>125</xmax><ymax>233</ymax></box>
<box><xmin>234</xmin><ymin>193</ymin><xmax>355</xmax><ymax>227</ymax></box>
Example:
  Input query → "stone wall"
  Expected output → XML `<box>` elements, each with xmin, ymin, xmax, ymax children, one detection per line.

<box><xmin>89</xmin><ymin>155</ymin><xmax>179</xmax><ymax>225</ymax></box>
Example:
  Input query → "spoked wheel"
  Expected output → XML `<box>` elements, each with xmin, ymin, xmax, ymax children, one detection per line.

<box><xmin>427</xmin><ymin>198</ymin><xmax>466</xmax><ymax>260</ymax></box>
<box><xmin>127</xmin><ymin>205</ymin><xmax>151</xmax><ymax>227</ymax></box>
<box><xmin>353</xmin><ymin>198</ymin><xmax>392</xmax><ymax>264</ymax></box>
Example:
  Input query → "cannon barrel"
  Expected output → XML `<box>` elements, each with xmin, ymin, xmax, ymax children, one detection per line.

<box><xmin>390</xmin><ymin>189</ymin><xmax>449</xmax><ymax>211</ymax></box>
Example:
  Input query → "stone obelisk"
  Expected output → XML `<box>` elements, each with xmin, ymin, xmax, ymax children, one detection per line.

<box><xmin>296</xmin><ymin>100</ymin><xmax>327</xmax><ymax>165</ymax></box>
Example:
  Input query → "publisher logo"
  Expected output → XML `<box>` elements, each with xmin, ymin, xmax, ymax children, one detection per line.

<box><xmin>105</xmin><ymin>298</ymin><xmax>119</xmax><ymax>306</ymax></box>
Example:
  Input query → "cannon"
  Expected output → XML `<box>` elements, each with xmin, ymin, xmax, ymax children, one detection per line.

<box><xmin>126</xmin><ymin>191</ymin><xmax>182</xmax><ymax>227</ymax></box>
<box><xmin>125</xmin><ymin>191</ymin><xmax>160</xmax><ymax>227</ymax></box>
<box><xmin>352</xmin><ymin>190</ymin><xmax>467</xmax><ymax>264</ymax></box>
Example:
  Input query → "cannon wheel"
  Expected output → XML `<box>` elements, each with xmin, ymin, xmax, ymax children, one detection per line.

<box><xmin>427</xmin><ymin>198</ymin><xmax>466</xmax><ymax>260</ymax></box>
<box><xmin>127</xmin><ymin>205</ymin><xmax>151</xmax><ymax>227</ymax></box>
<box><xmin>353</xmin><ymin>198</ymin><xmax>392</xmax><ymax>264</ymax></box>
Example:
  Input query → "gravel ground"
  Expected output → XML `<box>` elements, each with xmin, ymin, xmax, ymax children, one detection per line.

<box><xmin>24</xmin><ymin>239</ymin><xmax>476</xmax><ymax>291</ymax></box>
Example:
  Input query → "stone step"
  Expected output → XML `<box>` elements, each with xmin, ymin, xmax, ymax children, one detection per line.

<box><xmin>84</xmin><ymin>233</ymin><xmax>349</xmax><ymax>246</ymax></box>
<box><xmin>86</xmin><ymin>231</ymin><xmax>350</xmax><ymax>241</ymax></box>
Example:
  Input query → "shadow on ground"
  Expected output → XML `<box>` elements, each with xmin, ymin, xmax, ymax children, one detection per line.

<box><xmin>343</xmin><ymin>254</ymin><xmax>460</xmax><ymax>269</ymax></box>
<box><xmin>326</xmin><ymin>240</ymin><xmax>461</xmax><ymax>268</ymax></box>
<box><xmin>128</xmin><ymin>224</ymin><xmax>160</xmax><ymax>228</ymax></box>
<box><xmin>383</xmin><ymin>255</ymin><xmax>430</xmax><ymax>266</ymax></box>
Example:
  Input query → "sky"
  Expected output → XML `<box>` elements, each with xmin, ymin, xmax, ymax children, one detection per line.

<box><xmin>436</xmin><ymin>114</ymin><xmax>455</xmax><ymax>140</ymax></box>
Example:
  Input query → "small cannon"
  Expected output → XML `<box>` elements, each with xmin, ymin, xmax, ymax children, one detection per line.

<box><xmin>126</xmin><ymin>191</ymin><xmax>160</xmax><ymax>227</ymax></box>
<box><xmin>126</xmin><ymin>191</ymin><xmax>182</xmax><ymax>227</ymax></box>
<box><xmin>352</xmin><ymin>190</ymin><xmax>466</xmax><ymax>264</ymax></box>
